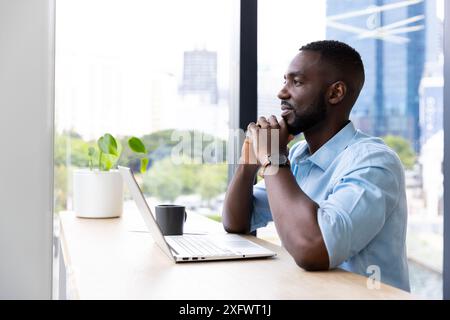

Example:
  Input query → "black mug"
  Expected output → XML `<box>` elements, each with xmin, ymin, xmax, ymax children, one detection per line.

<box><xmin>155</xmin><ymin>205</ymin><xmax>187</xmax><ymax>236</ymax></box>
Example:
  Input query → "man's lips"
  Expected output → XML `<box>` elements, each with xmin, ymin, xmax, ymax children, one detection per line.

<box><xmin>281</xmin><ymin>108</ymin><xmax>293</xmax><ymax>117</ymax></box>
<box><xmin>281</xmin><ymin>102</ymin><xmax>294</xmax><ymax>117</ymax></box>
<box><xmin>281</xmin><ymin>101</ymin><xmax>294</xmax><ymax>110</ymax></box>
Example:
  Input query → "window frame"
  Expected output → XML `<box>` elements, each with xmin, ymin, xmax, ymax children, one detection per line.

<box><xmin>229</xmin><ymin>0</ymin><xmax>257</xmax><ymax>182</ymax></box>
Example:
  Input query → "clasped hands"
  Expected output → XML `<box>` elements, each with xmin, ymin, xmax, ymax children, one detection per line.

<box><xmin>240</xmin><ymin>115</ymin><xmax>293</xmax><ymax>166</ymax></box>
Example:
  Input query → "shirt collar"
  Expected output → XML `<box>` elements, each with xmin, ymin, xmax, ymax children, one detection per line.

<box><xmin>294</xmin><ymin>121</ymin><xmax>357</xmax><ymax>171</ymax></box>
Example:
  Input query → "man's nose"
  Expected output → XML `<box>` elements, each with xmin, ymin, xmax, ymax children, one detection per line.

<box><xmin>277</xmin><ymin>86</ymin><xmax>290</xmax><ymax>100</ymax></box>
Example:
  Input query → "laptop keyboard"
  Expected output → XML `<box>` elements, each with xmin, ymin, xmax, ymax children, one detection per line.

<box><xmin>169</xmin><ymin>235</ymin><xmax>235</xmax><ymax>256</ymax></box>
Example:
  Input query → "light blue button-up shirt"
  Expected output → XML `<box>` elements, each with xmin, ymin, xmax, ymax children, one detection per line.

<box><xmin>250</xmin><ymin>121</ymin><xmax>410</xmax><ymax>291</ymax></box>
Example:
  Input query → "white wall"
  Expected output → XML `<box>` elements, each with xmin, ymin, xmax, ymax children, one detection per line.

<box><xmin>0</xmin><ymin>0</ymin><xmax>55</xmax><ymax>299</ymax></box>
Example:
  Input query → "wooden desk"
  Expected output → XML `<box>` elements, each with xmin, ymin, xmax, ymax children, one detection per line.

<box><xmin>59</xmin><ymin>207</ymin><xmax>414</xmax><ymax>299</ymax></box>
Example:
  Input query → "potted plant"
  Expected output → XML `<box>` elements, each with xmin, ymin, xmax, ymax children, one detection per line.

<box><xmin>73</xmin><ymin>133</ymin><xmax>148</xmax><ymax>218</ymax></box>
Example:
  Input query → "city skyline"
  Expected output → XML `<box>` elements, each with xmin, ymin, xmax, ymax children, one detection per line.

<box><xmin>56</xmin><ymin>0</ymin><xmax>443</xmax><ymax>147</ymax></box>
<box><xmin>55</xmin><ymin>0</ymin><xmax>235</xmax><ymax>140</ymax></box>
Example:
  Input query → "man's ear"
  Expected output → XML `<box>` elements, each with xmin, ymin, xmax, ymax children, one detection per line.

<box><xmin>327</xmin><ymin>81</ymin><xmax>346</xmax><ymax>105</ymax></box>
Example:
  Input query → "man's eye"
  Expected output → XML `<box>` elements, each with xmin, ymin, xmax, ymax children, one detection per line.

<box><xmin>294</xmin><ymin>80</ymin><xmax>302</xmax><ymax>86</ymax></box>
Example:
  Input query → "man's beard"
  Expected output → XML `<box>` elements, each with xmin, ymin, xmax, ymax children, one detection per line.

<box><xmin>283</xmin><ymin>94</ymin><xmax>327</xmax><ymax>136</ymax></box>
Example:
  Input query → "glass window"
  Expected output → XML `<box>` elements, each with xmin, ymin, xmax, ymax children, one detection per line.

<box><xmin>55</xmin><ymin>0</ymin><xmax>235</xmax><ymax>214</ymax></box>
<box><xmin>258</xmin><ymin>0</ymin><xmax>444</xmax><ymax>299</ymax></box>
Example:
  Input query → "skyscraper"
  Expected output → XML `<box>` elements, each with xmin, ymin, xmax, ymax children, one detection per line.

<box><xmin>181</xmin><ymin>49</ymin><xmax>218</xmax><ymax>104</ymax></box>
<box><xmin>419</xmin><ymin>0</ymin><xmax>443</xmax><ymax>148</ymax></box>
<box><xmin>326</xmin><ymin>0</ymin><xmax>426</xmax><ymax>151</ymax></box>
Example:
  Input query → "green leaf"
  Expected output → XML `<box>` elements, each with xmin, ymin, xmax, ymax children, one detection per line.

<box><xmin>101</xmin><ymin>140</ymin><xmax>123</xmax><ymax>171</ymax></box>
<box><xmin>98</xmin><ymin>137</ymin><xmax>108</xmax><ymax>154</ymax></box>
<box><xmin>128</xmin><ymin>137</ymin><xmax>147</xmax><ymax>154</ymax></box>
<box><xmin>140</xmin><ymin>157</ymin><xmax>149</xmax><ymax>174</ymax></box>
<box><xmin>98</xmin><ymin>133</ymin><xmax>118</xmax><ymax>156</ymax></box>
<box><xmin>102</xmin><ymin>156</ymin><xmax>113</xmax><ymax>171</ymax></box>
<box><xmin>88</xmin><ymin>147</ymin><xmax>96</xmax><ymax>157</ymax></box>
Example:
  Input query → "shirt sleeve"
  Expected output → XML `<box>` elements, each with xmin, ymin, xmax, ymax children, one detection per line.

<box><xmin>317</xmin><ymin>161</ymin><xmax>401</xmax><ymax>269</ymax></box>
<box><xmin>249</xmin><ymin>180</ymin><xmax>273</xmax><ymax>232</ymax></box>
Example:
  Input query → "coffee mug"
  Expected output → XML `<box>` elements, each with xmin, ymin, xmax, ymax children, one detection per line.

<box><xmin>155</xmin><ymin>205</ymin><xmax>187</xmax><ymax>236</ymax></box>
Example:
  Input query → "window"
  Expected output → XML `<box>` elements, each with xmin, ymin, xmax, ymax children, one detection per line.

<box><xmin>258</xmin><ymin>0</ymin><xmax>444</xmax><ymax>299</ymax></box>
<box><xmin>55</xmin><ymin>0</ymin><xmax>236</xmax><ymax>214</ymax></box>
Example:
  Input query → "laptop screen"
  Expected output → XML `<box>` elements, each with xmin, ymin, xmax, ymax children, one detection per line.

<box><xmin>119</xmin><ymin>166</ymin><xmax>175</xmax><ymax>261</ymax></box>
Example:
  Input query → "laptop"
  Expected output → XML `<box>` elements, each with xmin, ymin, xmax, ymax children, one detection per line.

<box><xmin>119</xmin><ymin>166</ymin><xmax>276</xmax><ymax>262</ymax></box>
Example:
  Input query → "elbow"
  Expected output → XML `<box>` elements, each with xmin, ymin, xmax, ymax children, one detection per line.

<box><xmin>221</xmin><ymin>211</ymin><xmax>249</xmax><ymax>234</ymax></box>
<box><xmin>222</xmin><ymin>220</ymin><xmax>234</xmax><ymax>233</ymax></box>
<box><xmin>294</xmin><ymin>257</ymin><xmax>328</xmax><ymax>271</ymax></box>
<box><xmin>222</xmin><ymin>221</ymin><xmax>248</xmax><ymax>234</ymax></box>
<box><xmin>291</xmin><ymin>244</ymin><xmax>330</xmax><ymax>272</ymax></box>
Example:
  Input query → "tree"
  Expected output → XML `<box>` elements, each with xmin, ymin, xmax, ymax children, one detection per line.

<box><xmin>54</xmin><ymin>131</ymin><xmax>90</xmax><ymax>213</ymax></box>
<box><xmin>54</xmin><ymin>133</ymin><xmax>95</xmax><ymax>167</ymax></box>
<box><xmin>142</xmin><ymin>157</ymin><xmax>228</xmax><ymax>204</ymax></box>
<box><xmin>117</xmin><ymin>129</ymin><xmax>226</xmax><ymax>171</ymax></box>
<box><xmin>54</xmin><ymin>129</ymin><xmax>228</xmax><ymax>208</ymax></box>
<box><xmin>382</xmin><ymin>135</ymin><xmax>416</xmax><ymax>170</ymax></box>
<box><xmin>196</xmin><ymin>164</ymin><xmax>227</xmax><ymax>205</ymax></box>
<box><xmin>54</xmin><ymin>165</ymin><xmax>68</xmax><ymax>213</ymax></box>
<box><xmin>142</xmin><ymin>157</ymin><xmax>183</xmax><ymax>202</ymax></box>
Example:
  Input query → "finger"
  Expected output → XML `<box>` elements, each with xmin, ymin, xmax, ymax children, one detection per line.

<box><xmin>247</xmin><ymin>139</ymin><xmax>259</xmax><ymax>165</ymax></box>
<box><xmin>261</xmin><ymin>128</ymin><xmax>271</xmax><ymax>156</ymax></box>
<box><xmin>247</xmin><ymin>122</ymin><xmax>258</xmax><ymax>134</ymax></box>
<box><xmin>268</xmin><ymin>115</ymin><xmax>280</xmax><ymax>129</ymax></box>
<box><xmin>244</xmin><ymin>139</ymin><xmax>251</xmax><ymax>164</ymax></box>
<box><xmin>247</xmin><ymin>123</ymin><xmax>259</xmax><ymax>147</ymax></box>
<box><xmin>257</xmin><ymin>116</ymin><xmax>270</xmax><ymax>129</ymax></box>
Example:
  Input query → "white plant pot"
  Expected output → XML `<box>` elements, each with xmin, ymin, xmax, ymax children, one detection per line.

<box><xmin>73</xmin><ymin>169</ymin><xmax>123</xmax><ymax>218</ymax></box>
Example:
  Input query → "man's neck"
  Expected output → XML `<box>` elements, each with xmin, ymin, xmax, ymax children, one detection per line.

<box><xmin>304</xmin><ymin>119</ymin><xmax>350</xmax><ymax>155</ymax></box>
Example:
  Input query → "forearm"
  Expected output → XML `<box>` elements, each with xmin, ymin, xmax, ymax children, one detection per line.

<box><xmin>264</xmin><ymin>166</ymin><xmax>328</xmax><ymax>269</ymax></box>
<box><xmin>222</xmin><ymin>164</ymin><xmax>259</xmax><ymax>233</ymax></box>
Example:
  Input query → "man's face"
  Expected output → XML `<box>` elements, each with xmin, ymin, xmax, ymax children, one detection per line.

<box><xmin>278</xmin><ymin>51</ymin><xmax>328</xmax><ymax>135</ymax></box>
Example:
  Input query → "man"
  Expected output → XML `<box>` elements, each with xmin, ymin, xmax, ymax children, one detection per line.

<box><xmin>222</xmin><ymin>40</ymin><xmax>410</xmax><ymax>292</ymax></box>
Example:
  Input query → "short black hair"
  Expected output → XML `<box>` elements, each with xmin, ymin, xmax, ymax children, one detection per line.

<box><xmin>300</xmin><ymin>40</ymin><xmax>365</xmax><ymax>92</ymax></box>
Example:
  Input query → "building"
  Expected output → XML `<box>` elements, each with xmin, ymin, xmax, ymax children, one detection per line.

<box><xmin>326</xmin><ymin>0</ymin><xmax>426</xmax><ymax>151</ymax></box>
<box><xmin>419</xmin><ymin>70</ymin><xmax>443</xmax><ymax>148</ymax></box>
<box><xmin>181</xmin><ymin>49</ymin><xmax>218</xmax><ymax>105</ymax></box>
<box><xmin>418</xmin><ymin>0</ymin><xmax>443</xmax><ymax>217</ymax></box>
<box><xmin>419</xmin><ymin>0</ymin><xmax>444</xmax><ymax>148</ymax></box>
<box><xmin>419</xmin><ymin>130</ymin><xmax>443</xmax><ymax>216</ymax></box>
